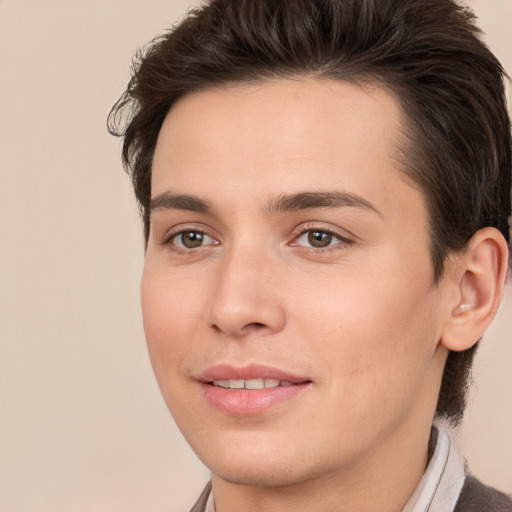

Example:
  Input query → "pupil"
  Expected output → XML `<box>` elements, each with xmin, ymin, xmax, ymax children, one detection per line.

<box><xmin>182</xmin><ymin>231</ymin><xmax>203</xmax><ymax>248</ymax></box>
<box><xmin>308</xmin><ymin>230</ymin><xmax>332</xmax><ymax>248</ymax></box>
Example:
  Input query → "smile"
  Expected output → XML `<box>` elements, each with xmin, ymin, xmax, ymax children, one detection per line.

<box><xmin>198</xmin><ymin>365</ymin><xmax>312</xmax><ymax>415</ymax></box>
<box><xmin>212</xmin><ymin>378</ymin><xmax>296</xmax><ymax>389</ymax></box>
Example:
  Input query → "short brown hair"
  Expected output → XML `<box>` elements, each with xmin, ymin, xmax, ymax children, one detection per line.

<box><xmin>108</xmin><ymin>0</ymin><xmax>511</xmax><ymax>424</ymax></box>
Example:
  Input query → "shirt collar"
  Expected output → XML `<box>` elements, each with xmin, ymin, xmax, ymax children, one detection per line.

<box><xmin>204</xmin><ymin>419</ymin><xmax>466</xmax><ymax>512</ymax></box>
<box><xmin>402</xmin><ymin>418</ymin><xmax>466</xmax><ymax>512</ymax></box>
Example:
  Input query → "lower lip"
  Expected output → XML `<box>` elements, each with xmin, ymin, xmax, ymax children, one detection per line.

<box><xmin>202</xmin><ymin>383</ymin><xmax>311</xmax><ymax>415</ymax></box>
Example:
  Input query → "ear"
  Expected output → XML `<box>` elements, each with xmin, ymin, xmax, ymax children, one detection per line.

<box><xmin>441</xmin><ymin>227</ymin><xmax>509</xmax><ymax>352</ymax></box>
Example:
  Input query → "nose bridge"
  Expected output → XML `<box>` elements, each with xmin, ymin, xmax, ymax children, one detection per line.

<box><xmin>208</xmin><ymin>238</ymin><xmax>285</xmax><ymax>337</ymax></box>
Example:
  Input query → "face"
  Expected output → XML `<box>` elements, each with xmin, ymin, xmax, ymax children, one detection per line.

<box><xmin>143</xmin><ymin>79</ymin><xmax>451</xmax><ymax>488</ymax></box>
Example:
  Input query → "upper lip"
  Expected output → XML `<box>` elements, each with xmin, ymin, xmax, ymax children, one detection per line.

<box><xmin>197</xmin><ymin>363</ymin><xmax>310</xmax><ymax>384</ymax></box>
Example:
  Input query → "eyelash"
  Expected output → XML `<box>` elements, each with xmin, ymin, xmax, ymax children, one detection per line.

<box><xmin>290</xmin><ymin>225</ymin><xmax>353</xmax><ymax>253</ymax></box>
<box><xmin>161</xmin><ymin>225</ymin><xmax>354</xmax><ymax>255</ymax></box>
<box><xmin>162</xmin><ymin>228</ymin><xmax>218</xmax><ymax>254</ymax></box>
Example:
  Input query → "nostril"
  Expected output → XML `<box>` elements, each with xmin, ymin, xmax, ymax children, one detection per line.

<box><xmin>209</xmin><ymin>321</ymin><xmax>269</xmax><ymax>337</ymax></box>
<box><xmin>244</xmin><ymin>322</ymin><xmax>266</xmax><ymax>330</ymax></box>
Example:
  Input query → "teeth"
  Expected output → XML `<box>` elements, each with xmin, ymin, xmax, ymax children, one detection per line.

<box><xmin>264</xmin><ymin>378</ymin><xmax>280</xmax><ymax>388</ymax></box>
<box><xmin>212</xmin><ymin>378</ymin><xmax>295</xmax><ymax>389</ymax></box>
<box><xmin>245</xmin><ymin>378</ymin><xmax>264</xmax><ymax>389</ymax></box>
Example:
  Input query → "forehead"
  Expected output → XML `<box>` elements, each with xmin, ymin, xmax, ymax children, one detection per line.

<box><xmin>151</xmin><ymin>78</ymin><xmax>421</xmax><ymax>222</ymax></box>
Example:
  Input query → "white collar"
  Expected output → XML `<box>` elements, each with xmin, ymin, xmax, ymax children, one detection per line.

<box><xmin>402</xmin><ymin>419</ymin><xmax>466</xmax><ymax>512</ymax></box>
<box><xmin>204</xmin><ymin>419</ymin><xmax>465</xmax><ymax>512</ymax></box>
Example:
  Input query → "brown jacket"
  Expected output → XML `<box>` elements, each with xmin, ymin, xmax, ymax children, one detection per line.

<box><xmin>189</xmin><ymin>477</ymin><xmax>512</xmax><ymax>511</ymax></box>
<box><xmin>453</xmin><ymin>475</ymin><xmax>512</xmax><ymax>512</ymax></box>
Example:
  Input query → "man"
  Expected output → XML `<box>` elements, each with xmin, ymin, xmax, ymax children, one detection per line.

<box><xmin>109</xmin><ymin>0</ymin><xmax>512</xmax><ymax>510</ymax></box>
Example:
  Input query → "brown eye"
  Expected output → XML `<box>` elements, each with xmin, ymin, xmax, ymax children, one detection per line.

<box><xmin>307</xmin><ymin>230</ymin><xmax>333</xmax><ymax>248</ymax></box>
<box><xmin>174</xmin><ymin>230</ymin><xmax>211</xmax><ymax>249</ymax></box>
<box><xmin>291</xmin><ymin>228</ymin><xmax>350</xmax><ymax>251</ymax></box>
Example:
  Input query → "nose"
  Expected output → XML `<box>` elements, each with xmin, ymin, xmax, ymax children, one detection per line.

<box><xmin>208</xmin><ymin>246</ymin><xmax>286</xmax><ymax>338</ymax></box>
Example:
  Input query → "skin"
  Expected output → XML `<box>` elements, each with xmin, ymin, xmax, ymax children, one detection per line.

<box><xmin>141</xmin><ymin>78</ymin><xmax>505</xmax><ymax>511</ymax></box>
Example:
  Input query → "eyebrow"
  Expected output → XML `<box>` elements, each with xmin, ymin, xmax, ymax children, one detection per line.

<box><xmin>266</xmin><ymin>191</ymin><xmax>382</xmax><ymax>217</ymax></box>
<box><xmin>150</xmin><ymin>192</ymin><xmax>213</xmax><ymax>214</ymax></box>
<box><xmin>149</xmin><ymin>190</ymin><xmax>382</xmax><ymax>217</ymax></box>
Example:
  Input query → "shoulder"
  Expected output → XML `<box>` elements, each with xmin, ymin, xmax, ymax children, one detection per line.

<box><xmin>454</xmin><ymin>474</ymin><xmax>512</xmax><ymax>512</ymax></box>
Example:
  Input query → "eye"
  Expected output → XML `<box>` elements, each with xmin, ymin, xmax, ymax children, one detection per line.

<box><xmin>171</xmin><ymin>230</ymin><xmax>216</xmax><ymax>249</ymax></box>
<box><xmin>293</xmin><ymin>229</ymin><xmax>348</xmax><ymax>249</ymax></box>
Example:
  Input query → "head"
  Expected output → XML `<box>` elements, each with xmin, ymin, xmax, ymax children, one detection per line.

<box><xmin>109</xmin><ymin>0</ymin><xmax>510</xmax><ymax>471</ymax></box>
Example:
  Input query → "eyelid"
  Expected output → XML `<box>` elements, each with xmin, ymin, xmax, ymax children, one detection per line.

<box><xmin>288</xmin><ymin>223</ymin><xmax>355</xmax><ymax>254</ymax></box>
<box><xmin>289</xmin><ymin>222</ymin><xmax>355</xmax><ymax>243</ymax></box>
<box><xmin>160</xmin><ymin>224</ymin><xmax>220</xmax><ymax>250</ymax></box>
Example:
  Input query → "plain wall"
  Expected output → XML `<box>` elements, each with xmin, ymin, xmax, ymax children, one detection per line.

<box><xmin>0</xmin><ymin>1</ymin><xmax>510</xmax><ymax>510</ymax></box>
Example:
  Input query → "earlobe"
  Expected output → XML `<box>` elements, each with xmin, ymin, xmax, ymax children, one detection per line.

<box><xmin>441</xmin><ymin>227</ymin><xmax>509</xmax><ymax>352</ymax></box>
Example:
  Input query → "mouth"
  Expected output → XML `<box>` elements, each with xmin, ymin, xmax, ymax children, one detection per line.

<box><xmin>198</xmin><ymin>364</ymin><xmax>312</xmax><ymax>415</ymax></box>
<box><xmin>211</xmin><ymin>378</ymin><xmax>297</xmax><ymax>389</ymax></box>
<box><xmin>199</xmin><ymin>363</ymin><xmax>311</xmax><ymax>388</ymax></box>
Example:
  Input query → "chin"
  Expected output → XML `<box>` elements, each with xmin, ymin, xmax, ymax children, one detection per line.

<box><xmin>199</xmin><ymin>442</ymin><xmax>331</xmax><ymax>488</ymax></box>
<box><xmin>211</xmin><ymin>463</ymin><xmax>317</xmax><ymax>488</ymax></box>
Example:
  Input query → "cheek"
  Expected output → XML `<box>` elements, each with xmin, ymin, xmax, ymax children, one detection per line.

<box><xmin>140</xmin><ymin>265</ymin><xmax>199</xmax><ymax>384</ymax></box>
<box><xmin>295</xmin><ymin>265</ymin><xmax>440</xmax><ymax>406</ymax></box>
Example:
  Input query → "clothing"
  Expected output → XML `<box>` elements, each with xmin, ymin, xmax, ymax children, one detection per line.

<box><xmin>189</xmin><ymin>421</ymin><xmax>512</xmax><ymax>512</ymax></box>
<box><xmin>454</xmin><ymin>475</ymin><xmax>512</xmax><ymax>512</ymax></box>
<box><xmin>189</xmin><ymin>482</ymin><xmax>212</xmax><ymax>512</ymax></box>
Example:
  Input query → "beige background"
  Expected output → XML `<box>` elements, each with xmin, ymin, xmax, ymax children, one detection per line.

<box><xmin>0</xmin><ymin>1</ymin><xmax>510</xmax><ymax>510</ymax></box>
